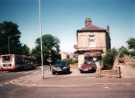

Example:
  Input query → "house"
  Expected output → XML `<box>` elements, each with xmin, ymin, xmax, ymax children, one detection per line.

<box><xmin>74</xmin><ymin>17</ymin><xmax>111</xmax><ymax>68</ymax></box>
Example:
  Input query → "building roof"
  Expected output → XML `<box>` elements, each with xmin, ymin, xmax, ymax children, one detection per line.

<box><xmin>77</xmin><ymin>18</ymin><xmax>107</xmax><ymax>32</ymax></box>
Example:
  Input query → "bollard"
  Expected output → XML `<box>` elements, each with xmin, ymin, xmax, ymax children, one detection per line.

<box><xmin>98</xmin><ymin>68</ymin><xmax>101</xmax><ymax>78</ymax></box>
<box><xmin>118</xmin><ymin>66</ymin><xmax>121</xmax><ymax>78</ymax></box>
<box><xmin>96</xmin><ymin>67</ymin><xmax>101</xmax><ymax>78</ymax></box>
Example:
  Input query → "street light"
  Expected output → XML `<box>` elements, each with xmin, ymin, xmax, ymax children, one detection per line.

<box><xmin>0</xmin><ymin>30</ymin><xmax>11</xmax><ymax>54</ymax></box>
<box><xmin>8</xmin><ymin>36</ymin><xmax>11</xmax><ymax>54</ymax></box>
<box><xmin>38</xmin><ymin>0</ymin><xmax>44</xmax><ymax>79</ymax></box>
<box><xmin>1</xmin><ymin>30</ymin><xmax>19</xmax><ymax>54</ymax></box>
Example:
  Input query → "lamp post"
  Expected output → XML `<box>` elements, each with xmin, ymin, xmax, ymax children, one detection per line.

<box><xmin>38</xmin><ymin>0</ymin><xmax>44</xmax><ymax>79</ymax></box>
<box><xmin>1</xmin><ymin>30</ymin><xmax>11</xmax><ymax>54</ymax></box>
<box><xmin>8</xmin><ymin>36</ymin><xmax>11</xmax><ymax>54</ymax></box>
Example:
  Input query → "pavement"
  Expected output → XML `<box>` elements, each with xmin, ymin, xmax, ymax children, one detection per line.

<box><xmin>1</xmin><ymin>67</ymin><xmax>133</xmax><ymax>88</ymax></box>
<box><xmin>8</xmin><ymin>67</ymin><xmax>98</xmax><ymax>87</ymax></box>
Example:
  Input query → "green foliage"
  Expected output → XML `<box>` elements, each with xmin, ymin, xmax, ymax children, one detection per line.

<box><xmin>20</xmin><ymin>44</ymin><xmax>30</xmax><ymax>55</ymax></box>
<box><xmin>0</xmin><ymin>21</ymin><xmax>29</xmax><ymax>55</ymax></box>
<box><xmin>126</xmin><ymin>37</ymin><xmax>135</xmax><ymax>56</ymax></box>
<box><xmin>127</xmin><ymin>38</ymin><xmax>135</xmax><ymax>50</ymax></box>
<box><xmin>32</xmin><ymin>34</ymin><xmax>60</xmax><ymax>64</ymax></box>
<box><xmin>64</xmin><ymin>58</ymin><xmax>78</xmax><ymax>65</ymax></box>
<box><xmin>0</xmin><ymin>21</ymin><xmax>21</xmax><ymax>54</ymax></box>
<box><xmin>119</xmin><ymin>46</ymin><xmax>129</xmax><ymax>57</ymax></box>
<box><xmin>129</xmin><ymin>50</ymin><xmax>135</xmax><ymax>56</ymax></box>
<box><xmin>102</xmin><ymin>48</ymin><xmax>118</xmax><ymax>69</ymax></box>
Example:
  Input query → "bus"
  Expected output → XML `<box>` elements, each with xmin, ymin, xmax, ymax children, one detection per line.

<box><xmin>0</xmin><ymin>54</ymin><xmax>35</xmax><ymax>71</ymax></box>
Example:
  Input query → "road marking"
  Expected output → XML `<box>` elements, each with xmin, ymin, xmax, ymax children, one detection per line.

<box><xmin>104</xmin><ymin>86</ymin><xmax>110</xmax><ymax>89</ymax></box>
<box><xmin>8</xmin><ymin>80</ymin><xmax>134</xmax><ymax>88</ymax></box>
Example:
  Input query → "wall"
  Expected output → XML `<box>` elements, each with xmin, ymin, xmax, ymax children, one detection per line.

<box><xmin>95</xmin><ymin>32</ymin><xmax>106</xmax><ymax>52</ymax></box>
<box><xmin>121</xmin><ymin>64</ymin><xmax>135</xmax><ymax>78</ymax></box>
<box><xmin>114</xmin><ymin>56</ymin><xmax>135</xmax><ymax>78</ymax></box>
<box><xmin>78</xmin><ymin>32</ymin><xmax>89</xmax><ymax>48</ymax></box>
<box><xmin>78</xmin><ymin>54</ymin><xmax>84</xmax><ymax>68</ymax></box>
<box><xmin>77</xmin><ymin>32</ymin><xmax>106</xmax><ymax>50</ymax></box>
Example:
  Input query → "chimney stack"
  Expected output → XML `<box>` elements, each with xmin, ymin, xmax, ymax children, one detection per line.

<box><xmin>85</xmin><ymin>17</ymin><xmax>92</xmax><ymax>27</ymax></box>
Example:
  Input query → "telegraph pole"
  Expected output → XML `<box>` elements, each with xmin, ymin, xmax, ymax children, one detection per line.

<box><xmin>38</xmin><ymin>0</ymin><xmax>44</xmax><ymax>79</ymax></box>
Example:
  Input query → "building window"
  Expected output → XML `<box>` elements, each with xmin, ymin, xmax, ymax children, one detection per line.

<box><xmin>88</xmin><ymin>32</ymin><xmax>96</xmax><ymax>47</ymax></box>
<box><xmin>89</xmin><ymin>39</ymin><xmax>94</xmax><ymax>42</ymax></box>
<box><xmin>89</xmin><ymin>34</ymin><xmax>95</xmax><ymax>37</ymax></box>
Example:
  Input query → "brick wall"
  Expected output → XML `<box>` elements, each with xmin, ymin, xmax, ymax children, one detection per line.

<box><xmin>119</xmin><ymin>56</ymin><xmax>135</xmax><ymax>78</ymax></box>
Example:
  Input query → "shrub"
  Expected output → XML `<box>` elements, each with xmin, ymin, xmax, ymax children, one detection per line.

<box><xmin>64</xmin><ymin>58</ymin><xmax>78</xmax><ymax>65</ymax></box>
<box><xmin>102</xmin><ymin>48</ymin><xmax>118</xmax><ymax>70</ymax></box>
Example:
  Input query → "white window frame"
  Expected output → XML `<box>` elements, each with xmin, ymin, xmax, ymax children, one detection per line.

<box><xmin>88</xmin><ymin>32</ymin><xmax>96</xmax><ymax>47</ymax></box>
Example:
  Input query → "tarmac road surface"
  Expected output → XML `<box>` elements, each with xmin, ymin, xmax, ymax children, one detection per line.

<box><xmin>0</xmin><ymin>67</ymin><xmax>135</xmax><ymax>98</ymax></box>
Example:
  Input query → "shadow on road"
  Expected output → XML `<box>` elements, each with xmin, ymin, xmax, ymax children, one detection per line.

<box><xmin>0</xmin><ymin>70</ymin><xmax>34</xmax><ymax>83</ymax></box>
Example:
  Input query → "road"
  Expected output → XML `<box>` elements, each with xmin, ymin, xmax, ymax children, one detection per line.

<box><xmin>1</xmin><ymin>82</ymin><xmax>135</xmax><ymax>98</ymax></box>
<box><xmin>0</xmin><ymin>68</ymin><xmax>135</xmax><ymax>98</ymax></box>
<box><xmin>0</xmin><ymin>70</ymin><xmax>34</xmax><ymax>83</ymax></box>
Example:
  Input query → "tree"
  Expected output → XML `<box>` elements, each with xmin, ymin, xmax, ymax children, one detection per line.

<box><xmin>0</xmin><ymin>21</ymin><xmax>22</xmax><ymax>54</ymax></box>
<box><xmin>127</xmin><ymin>38</ymin><xmax>135</xmax><ymax>50</ymax></box>
<box><xmin>0</xmin><ymin>21</ymin><xmax>30</xmax><ymax>55</ymax></box>
<box><xmin>32</xmin><ymin>34</ymin><xmax>60</xmax><ymax>64</ymax></box>
<box><xmin>127</xmin><ymin>38</ymin><xmax>135</xmax><ymax>56</ymax></box>
<box><xmin>102</xmin><ymin>48</ymin><xmax>118</xmax><ymax>69</ymax></box>
<box><xmin>20</xmin><ymin>44</ymin><xmax>30</xmax><ymax>55</ymax></box>
<box><xmin>119</xmin><ymin>46</ymin><xmax>129</xmax><ymax>57</ymax></box>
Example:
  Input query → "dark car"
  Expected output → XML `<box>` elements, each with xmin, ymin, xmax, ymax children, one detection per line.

<box><xmin>52</xmin><ymin>60</ymin><xmax>70</xmax><ymax>74</ymax></box>
<box><xmin>79</xmin><ymin>61</ymin><xmax>97</xmax><ymax>73</ymax></box>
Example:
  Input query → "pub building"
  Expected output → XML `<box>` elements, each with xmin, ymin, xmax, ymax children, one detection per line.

<box><xmin>74</xmin><ymin>17</ymin><xmax>111</xmax><ymax>68</ymax></box>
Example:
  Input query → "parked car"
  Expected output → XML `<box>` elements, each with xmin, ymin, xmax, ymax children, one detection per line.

<box><xmin>79</xmin><ymin>61</ymin><xmax>97</xmax><ymax>73</ymax></box>
<box><xmin>52</xmin><ymin>60</ymin><xmax>70</xmax><ymax>74</ymax></box>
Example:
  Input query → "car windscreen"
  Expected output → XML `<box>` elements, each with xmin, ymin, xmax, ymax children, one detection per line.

<box><xmin>54</xmin><ymin>61</ymin><xmax>67</xmax><ymax>67</ymax></box>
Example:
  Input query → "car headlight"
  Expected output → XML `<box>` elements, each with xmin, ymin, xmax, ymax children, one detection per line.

<box><xmin>55</xmin><ymin>67</ymin><xmax>62</xmax><ymax>71</ymax></box>
<box><xmin>63</xmin><ymin>66</ymin><xmax>68</xmax><ymax>69</ymax></box>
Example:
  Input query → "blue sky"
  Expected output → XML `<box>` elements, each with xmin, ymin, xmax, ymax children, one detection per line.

<box><xmin>0</xmin><ymin>0</ymin><xmax>135</xmax><ymax>52</ymax></box>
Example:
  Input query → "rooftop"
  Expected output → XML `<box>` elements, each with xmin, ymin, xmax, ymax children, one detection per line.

<box><xmin>78</xmin><ymin>18</ymin><xmax>106</xmax><ymax>32</ymax></box>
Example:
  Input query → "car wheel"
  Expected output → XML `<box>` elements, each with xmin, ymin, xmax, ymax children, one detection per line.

<box><xmin>80</xmin><ymin>70</ymin><xmax>84</xmax><ymax>73</ymax></box>
<box><xmin>52</xmin><ymin>71</ymin><xmax>56</xmax><ymax>75</ymax></box>
<box><xmin>66</xmin><ymin>69</ymin><xmax>70</xmax><ymax>74</ymax></box>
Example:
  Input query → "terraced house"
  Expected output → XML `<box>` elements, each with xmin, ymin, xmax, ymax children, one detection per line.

<box><xmin>74</xmin><ymin>18</ymin><xmax>111</xmax><ymax>68</ymax></box>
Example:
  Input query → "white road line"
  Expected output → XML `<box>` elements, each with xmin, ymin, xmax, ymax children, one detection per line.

<box><xmin>8</xmin><ymin>81</ymin><xmax>134</xmax><ymax>88</ymax></box>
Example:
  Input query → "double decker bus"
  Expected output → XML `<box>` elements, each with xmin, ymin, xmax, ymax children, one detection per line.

<box><xmin>0</xmin><ymin>54</ymin><xmax>35</xmax><ymax>71</ymax></box>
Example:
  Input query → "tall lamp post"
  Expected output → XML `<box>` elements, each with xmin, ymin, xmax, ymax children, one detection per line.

<box><xmin>1</xmin><ymin>30</ymin><xmax>11</xmax><ymax>54</ymax></box>
<box><xmin>38</xmin><ymin>0</ymin><xmax>44</xmax><ymax>79</ymax></box>
<box><xmin>8</xmin><ymin>36</ymin><xmax>11</xmax><ymax>54</ymax></box>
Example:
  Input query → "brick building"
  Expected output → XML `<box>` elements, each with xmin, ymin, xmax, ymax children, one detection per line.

<box><xmin>74</xmin><ymin>18</ymin><xmax>111</xmax><ymax>68</ymax></box>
